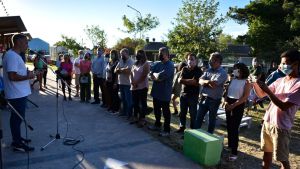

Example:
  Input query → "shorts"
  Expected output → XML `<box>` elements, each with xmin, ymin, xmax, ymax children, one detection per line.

<box><xmin>261</xmin><ymin>122</ymin><xmax>290</xmax><ymax>162</ymax></box>
<box><xmin>75</xmin><ymin>74</ymin><xmax>80</xmax><ymax>86</ymax></box>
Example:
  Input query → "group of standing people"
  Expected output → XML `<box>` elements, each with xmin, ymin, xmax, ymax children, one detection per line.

<box><xmin>1</xmin><ymin>33</ymin><xmax>299</xmax><ymax>169</ymax></box>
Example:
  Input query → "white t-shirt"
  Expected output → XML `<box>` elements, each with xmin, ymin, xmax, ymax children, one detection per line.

<box><xmin>73</xmin><ymin>57</ymin><xmax>82</xmax><ymax>74</ymax></box>
<box><xmin>3</xmin><ymin>49</ymin><xmax>31</xmax><ymax>99</ymax></box>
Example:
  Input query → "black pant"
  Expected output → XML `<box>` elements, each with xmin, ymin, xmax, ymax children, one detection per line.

<box><xmin>132</xmin><ymin>88</ymin><xmax>148</xmax><ymax>119</ymax></box>
<box><xmin>153</xmin><ymin>98</ymin><xmax>171</xmax><ymax>132</ymax></box>
<box><xmin>110</xmin><ymin>83</ymin><xmax>120</xmax><ymax>111</ymax></box>
<box><xmin>8</xmin><ymin>97</ymin><xmax>27</xmax><ymax>144</ymax></box>
<box><xmin>43</xmin><ymin>69</ymin><xmax>47</xmax><ymax>86</ymax></box>
<box><xmin>61</xmin><ymin>75</ymin><xmax>72</xmax><ymax>97</ymax></box>
<box><xmin>93</xmin><ymin>75</ymin><xmax>106</xmax><ymax>104</ymax></box>
<box><xmin>226</xmin><ymin>97</ymin><xmax>245</xmax><ymax>155</ymax></box>
<box><xmin>80</xmin><ymin>74</ymin><xmax>91</xmax><ymax>101</ymax></box>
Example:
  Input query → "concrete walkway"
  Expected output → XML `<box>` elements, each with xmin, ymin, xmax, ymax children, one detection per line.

<box><xmin>1</xmin><ymin>66</ymin><xmax>201</xmax><ymax>169</ymax></box>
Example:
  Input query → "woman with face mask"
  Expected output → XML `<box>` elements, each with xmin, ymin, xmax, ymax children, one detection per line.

<box><xmin>129</xmin><ymin>50</ymin><xmax>150</xmax><ymax>127</ymax></box>
<box><xmin>105</xmin><ymin>50</ymin><xmax>120</xmax><ymax>113</ymax></box>
<box><xmin>79</xmin><ymin>52</ymin><xmax>92</xmax><ymax>102</ymax></box>
<box><xmin>253</xmin><ymin>49</ymin><xmax>300</xmax><ymax>169</ymax></box>
<box><xmin>224</xmin><ymin>63</ymin><xmax>251</xmax><ymax>161</ymax></box>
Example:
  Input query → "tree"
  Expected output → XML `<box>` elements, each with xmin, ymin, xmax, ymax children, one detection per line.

<box><xmin>113</xmin><ymin>37</ymin><xmax>145</xmax><ymax>55</ymax></box>
<box><xmin>228</xmin><ymin>0</ymin><xmax>300</xmax><ymax>61</ymax></box>
<box><xmin>54</xmin><ymin>35</ymin><xmax>83</xmax><ymax>55</ymax></box>
<box><xmin>167</xmin><ymin>0</ymin><xmax>226</xmax><ymax>61</ymax></box>
<box><xmin>217</xmin><ymin>33</ymin><xmax>238</xmax><ymax>51</ymax></box>
<box><xmin>84</xmin><ymin>25</ymin><xmax>107</xmax><ymax>49</ymax></box>
<box><xmin>121</xmin><ymin>13</ymin><xmax>160</xmax><ymax>39</ymax></box>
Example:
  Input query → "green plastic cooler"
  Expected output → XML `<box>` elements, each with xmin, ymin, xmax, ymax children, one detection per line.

<box><xmin>183</xmin><ymin>129</ymin><xmax>223</xmax><ymax>166</ymax></box>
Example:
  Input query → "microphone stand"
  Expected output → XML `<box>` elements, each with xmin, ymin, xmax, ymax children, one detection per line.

<box><xmin>0</xmin><ymin>99</ymin><xmax>34</xmax><ymax>169</ymax></box>
<box><xmin>40</xmin><ymin>59</ymin><xmax>72</xmax><ymax>151</ymax></box>
<box><xmin>5</xmin><ymin>101</ymin><xmax>34</xmax><ymax>131</ymax></box>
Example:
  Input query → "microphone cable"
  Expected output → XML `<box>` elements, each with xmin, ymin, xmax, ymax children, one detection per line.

<box><xmin>60</xmin><ymin>97</ymin><xmax>85</xmax><ymax>169</ymax></box>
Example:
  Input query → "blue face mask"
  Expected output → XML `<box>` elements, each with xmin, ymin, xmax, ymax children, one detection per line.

<box><xmin>281</xmin><ymin>64</ymin><xmax>293</xmax><ymax>75</ymax></box>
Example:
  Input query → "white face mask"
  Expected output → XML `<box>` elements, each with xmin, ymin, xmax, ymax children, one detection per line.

<box><xmin>79</xmin><ymin>54</ymin><xmax>84</xmax><ymax>59</ymax></box>
<box><xmin>233</xmin><ymin>69</ymin><xmax>240</xmax><ymax>77</ymax></box>
<box><xmin>281</xmin><ymin>64</ymin><xmax>293</xmax><ymax>75</ymax></box>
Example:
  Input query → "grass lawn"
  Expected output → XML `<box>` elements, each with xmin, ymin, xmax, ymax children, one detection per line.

<box><xmin>143</xmin><ymin>82</ymin><xmax>300</xmax><ymax>169</ymax></box>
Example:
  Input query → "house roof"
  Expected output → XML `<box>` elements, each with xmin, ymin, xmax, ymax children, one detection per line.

<box><xmin>0</xmin><ymin>16</ymin><xmax>27</xmax><ymax>34</ymax></box>
<box><xmin>143</xmin><ymin>42</ymin><xmax>167</xmax><ymax>51</ymax></box>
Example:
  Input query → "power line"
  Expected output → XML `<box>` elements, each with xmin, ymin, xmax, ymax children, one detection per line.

<box><xmin>0</xmin><ymin>0</ymin><xmax>9</xmax><ymax>16</ymax></box>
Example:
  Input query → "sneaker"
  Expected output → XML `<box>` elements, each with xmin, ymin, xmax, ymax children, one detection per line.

<box><xmin>21</xmin><ymin>137</ymin><xmax>31</xmax><ymax>144</ymax></box>
<box><xmin>228</xmin><ymin>155</ymin><xmax>238</xmax><ymax>162</ymax></box>
<box><xmin>91</xmin><ymin>101</ymin><xmax>100</xmax><ymax>104</ymax></box>
<box><xmin>148</xmin><ymin>125</ymin><xmax>161</xmax><ymax>131</ymax></box>
<box><xmin>159</xmin><ymin>131</ymin><xmax>170</xmax><ymax>137</ymax></box>
<box><xmin>12</xmin><ymin>142</ymin><xmax>34</xmax><ymax>152</ymax></box>
<box><xmin>176</xmin><ymin>127</ymin><xmax>185</xmax><ymax>133</ymax></box>
<box><xmin>110</xmin><ymin>111</ymin><xmax>118</xmax><ymax>115</ymax></box>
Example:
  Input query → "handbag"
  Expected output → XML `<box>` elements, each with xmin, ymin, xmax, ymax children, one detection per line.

<box><xmin>80</xmin><ymin>76</ymin><xmax>89</xmax><ymax>84</ymax></box>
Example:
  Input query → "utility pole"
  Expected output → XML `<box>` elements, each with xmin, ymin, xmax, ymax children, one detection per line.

<box><xmin>127</xmin><ymin>4</ymin><xmax>142</xmax><ymax>39</ymax></box>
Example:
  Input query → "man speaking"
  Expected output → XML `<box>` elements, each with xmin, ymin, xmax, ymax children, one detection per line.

<box><xmin>3</xmin><ymin>34</ymin><xmax>35</xmax><ymax>152</ymax></box>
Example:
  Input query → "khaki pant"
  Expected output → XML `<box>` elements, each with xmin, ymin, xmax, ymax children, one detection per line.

<box><xmin>261</xmin><ymin>122</ymin><xmax>290</xmax><ymax>161</ymax></box>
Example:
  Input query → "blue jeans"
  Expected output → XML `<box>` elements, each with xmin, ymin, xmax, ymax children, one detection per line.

<box><xmin>179</xmin><ymin>95</ymin><xmax>198</xmax><ymax>129</ymax></box>
<box><xmin>195</xmin><ymin>97</ymin><xmax>221</xmax><ymax>133</ymax></box>
<box><xmin>119</xmin><ymin>85</ymin><xmax>132</xmax><ymax>117</ymax></box>
<box><xmin>8</xmin><ymin>97</ymin><xmax>27</xmax><ymax>143</ymax></box>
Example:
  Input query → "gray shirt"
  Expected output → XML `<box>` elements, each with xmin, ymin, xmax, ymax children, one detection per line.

<box><xmin>200</xmin><ymin>66</ymin><xmax>227</xmax><ymax>100</ymax></box>
<box><xmin>116</xmin><ymin>58</ymin><xmax>134</xmax><ymax>85</ymax></box>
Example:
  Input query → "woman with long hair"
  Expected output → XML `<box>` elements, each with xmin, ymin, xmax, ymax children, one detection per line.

<box><xmin>224</xmin><ymin>63</ymin><xmax>251</xmax><ymax>161</ymax></box>
<box><xmin>79</xmin><ymin>52</ymin><xmax>92</xmax><ymax>102</ymax></box>
<box><xmin>130</xmin><ymin>49</ymin><xmax>150</xmax><ymax>127</ymax></box>
<box><xmin>58</xmin><ymin>54</ymin><xmax>73</xmax><ymax>101</ymax></box>
<box><xmin>106</xmin><ymin>50</ymin><xmax>120</xmax><ymax>112</ymax></box>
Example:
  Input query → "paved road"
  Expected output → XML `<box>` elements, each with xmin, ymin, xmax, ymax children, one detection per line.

<box><xmin>1</xmin><ymin>65</ymin><xmax>201</xmax><ymax>169</ymax></box>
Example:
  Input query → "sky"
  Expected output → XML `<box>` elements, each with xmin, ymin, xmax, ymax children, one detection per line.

<box><xmin>0</xmin><ymin>0</ymin><xmax>250</xmax><ymax>48</ymax></box>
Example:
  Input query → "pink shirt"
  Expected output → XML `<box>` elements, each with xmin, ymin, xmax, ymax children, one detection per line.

<box><xmin>131</xmin><ymin>62</ymin><xmax>149</xmax><ymax>90</ymax></box>
<box><xmin>80</xmin><ymin>60</ymin><xmax>91</xmax><ymax>74</ymax></box>
<box><xmin>264</xmin><ymin>77</ymin><xmax>300</xmax><ymax>130</ymax></box>
<box><xmin>60</xmin><ymin>62</ymin><xmax>73</xmax><ymax>75</ymax></box>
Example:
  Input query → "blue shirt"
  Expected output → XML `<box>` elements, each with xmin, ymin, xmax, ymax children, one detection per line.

<box><xmin>265</xmin><ymin>69</ymin><xmax>285</xmax><ymax>86</ymax></box>
<box><xmin>150</xmin><ymin>60</ymin><xmax>174</xmax><ymax>101</ymax></box>
<box><xmin>91</xmin><ymin>55</ymin><xmax>105</xmax><ymax>78</ymax></box>
<box><xmin>201</xmin><ymin>66</ymin><xmax>227</xmax><ymax>100</ymax></box>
